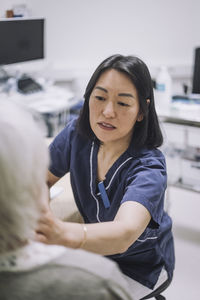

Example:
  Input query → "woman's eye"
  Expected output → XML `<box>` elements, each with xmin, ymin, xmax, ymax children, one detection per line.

<box><xmin>95</xmin><ymin>96</ymin><xmax>105</xmax><ymax>101</ymax></box>
<box><xmin>118</xmin><ymin>101</ymin><xmax>129</xmax><ymax>107</ymax></box>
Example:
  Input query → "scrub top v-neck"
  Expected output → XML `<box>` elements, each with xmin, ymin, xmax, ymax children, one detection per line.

<box><xmin>90</xmin><ymin>141</ymin><xmax>134</xmax><ymax>221</ymax></box>
<box><xmin>49</xmin><ymin>118</ymin><xmax>175</xmax><ymax>290</ymax></box>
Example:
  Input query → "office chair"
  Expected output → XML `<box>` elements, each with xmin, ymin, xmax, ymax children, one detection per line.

<box><xmin>140</xmin><ymin>277</ymin><xmax>171</xmax><ymax>300</ymax></box>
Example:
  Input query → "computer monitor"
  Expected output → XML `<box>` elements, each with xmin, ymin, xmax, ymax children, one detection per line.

<box><xmin>192</xmin><ymin>47</ymin><xmax>200</xmax><ymax>94</ymax></box>
<box><xmin>0</xmin><ymin>18</ymin><xmax>44</xmax><ymax>66</ymax></box>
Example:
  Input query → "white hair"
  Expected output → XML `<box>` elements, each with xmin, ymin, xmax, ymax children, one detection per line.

<box><xmin>0</xmin><ymin>101</ymin><xmax>49</xmax><ymax>253</ymax></box>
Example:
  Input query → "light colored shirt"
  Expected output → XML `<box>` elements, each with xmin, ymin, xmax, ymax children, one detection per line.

<box><xmin>0</xmin><ymin>241</ymin><xmax>133</xmax><ymax>300</ymax></box>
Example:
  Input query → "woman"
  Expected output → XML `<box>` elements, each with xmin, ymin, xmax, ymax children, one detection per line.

<box><xmin>36</xmin><ymin>55</ymin><xmax>175</xmax><ymax>299</ymax></box>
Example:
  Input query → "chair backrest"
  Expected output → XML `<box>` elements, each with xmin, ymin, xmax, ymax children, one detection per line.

<box><xmin>139</xmin><ymin>277</ymin><xmax>171</xmax><ymax>300</ymax></box>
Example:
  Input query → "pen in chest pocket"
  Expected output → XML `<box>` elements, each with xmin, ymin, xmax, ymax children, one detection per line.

<box><xmin>98</xmin><ymin>181</ymin><xmax>110</xmax><ymax>209</ymax></box>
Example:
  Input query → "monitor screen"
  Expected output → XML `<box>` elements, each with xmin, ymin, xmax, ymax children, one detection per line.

<box><xmin>192</xmin><ymin>47</ymin><xmax>200</xmax><ymax>94</ymax></box>
<box><xmin>0</xmin><ymin>18</ymin><xmax>44</xmax><ymax>66</ymax></box>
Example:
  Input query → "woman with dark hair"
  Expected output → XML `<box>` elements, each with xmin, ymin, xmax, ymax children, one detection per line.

<box><xmin>36</xmin><ymin>55</ymin><xmax>175</xmax><ymax>300</ymax></box>
<box><xmin>78</xmin><ymin>54</ymin><xmax>162</xmax><ymax>149</ymax></box>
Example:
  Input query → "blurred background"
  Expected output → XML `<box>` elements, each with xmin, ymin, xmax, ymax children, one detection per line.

<box><xmin>0</xmin><ymin>1</ymin><xmax>200</xmax><ymax>299</ymax></box>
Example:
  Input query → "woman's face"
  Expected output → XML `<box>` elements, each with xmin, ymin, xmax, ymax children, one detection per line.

<box><xmin>89</xmin><ymin>69</ymin><xmax>143</xmax><ymax>146</ymax></box>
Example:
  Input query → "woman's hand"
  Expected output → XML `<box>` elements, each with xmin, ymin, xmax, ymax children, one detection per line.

<box><xmin>35</xmin><ymin>207</ymin><xmax>83</xmax><ymax>248</ymax></box>
<box><xmin>35</xmin><ymin>207</ymin><xmax>64</xmax><ymax>244</ymax></box>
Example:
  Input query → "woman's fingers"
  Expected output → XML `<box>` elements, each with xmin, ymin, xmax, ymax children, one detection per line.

<box><xmin>35</xmin><ymin>210</ymin><xmax>65</xmax><ymax>245</ymax></box>
<box><xmin>34</xmin><ymin>231</ymin><xmax>49</xmax><ymax>244</ymax></box>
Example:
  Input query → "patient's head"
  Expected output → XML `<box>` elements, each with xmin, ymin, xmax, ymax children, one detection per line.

<box><xmin>0</xmin><ymin>102</ymin><xmax>49</xmax><ymax>253</ymax></box>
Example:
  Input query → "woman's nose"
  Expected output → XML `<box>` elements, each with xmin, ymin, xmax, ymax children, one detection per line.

<box><xmin>102</xmin><ymin>101</ymin><xmax>115</xmax><ymax>118</ymax></box>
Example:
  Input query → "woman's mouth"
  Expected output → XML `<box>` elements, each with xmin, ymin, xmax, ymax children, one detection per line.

<box><xmin>98</xmin><ymin>122</ymin><xmax>116</xmax><ymax>131</ymax></box>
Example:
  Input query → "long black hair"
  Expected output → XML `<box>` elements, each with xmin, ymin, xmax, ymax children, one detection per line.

<box><xmin>77</xmin><ymin>54</ymin><xmax>163</xmax><ymax>149</ymax></box>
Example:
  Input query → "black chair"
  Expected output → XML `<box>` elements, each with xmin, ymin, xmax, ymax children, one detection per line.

<box><xmin>140</xmin><ymin>277</ymin><xmax>171</xmax><ymax>300</ymax></box>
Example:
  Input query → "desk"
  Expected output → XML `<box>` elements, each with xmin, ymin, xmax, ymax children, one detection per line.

<box><xmin>0</xmin><ymin>85</ymin><xmax>74</xmax><ymax>112</ymax></box>
<box><xmin>0</xmin><ymin>85</ymin><xmax>80</xmax><ymax>137</ymax></box>
<box><xmin>157</xmin><ymin>104</ymin><xmax>200</xmax><ymax>126</ymax></box>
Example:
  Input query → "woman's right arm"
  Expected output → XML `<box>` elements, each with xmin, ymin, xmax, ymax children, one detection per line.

<box><xmin>47</xmin><ymin>170</ymin><xmax>60</xmax><ymax>188</ymax></box>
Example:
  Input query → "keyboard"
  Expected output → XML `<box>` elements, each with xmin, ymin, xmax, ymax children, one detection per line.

<box><xmin>17</xmin><ymin>76</ymin><xmax>43</xmax><ymax>94</ymax></box>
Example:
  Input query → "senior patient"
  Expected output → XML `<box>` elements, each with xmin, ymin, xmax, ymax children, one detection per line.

<box><xmin>0</xmin><ymin>102</ymin><xmax>132</xmax><ymax>300</ymax></box>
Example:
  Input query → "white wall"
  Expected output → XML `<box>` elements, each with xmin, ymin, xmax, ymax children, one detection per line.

<box><xmin>1</xmin><ymin>0</ymin><xmax>200</xmax><ymax>82</ymax></box>
<box><xmin>32</xmin><ymin>0</ymin><xmax>200</xmax><ymax>68</ymax></box>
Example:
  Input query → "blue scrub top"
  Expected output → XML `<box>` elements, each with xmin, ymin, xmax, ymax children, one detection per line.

<box><xmin>49</xmin><ymin>118</ymin><xmax>175</xmax><ymax>289</ymax></box>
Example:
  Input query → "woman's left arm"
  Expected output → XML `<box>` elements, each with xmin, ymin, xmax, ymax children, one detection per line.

<box><xmin>35</xmin><ymin>201</ymin><xmax>151</xmax><ymax>255</ymax></box>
